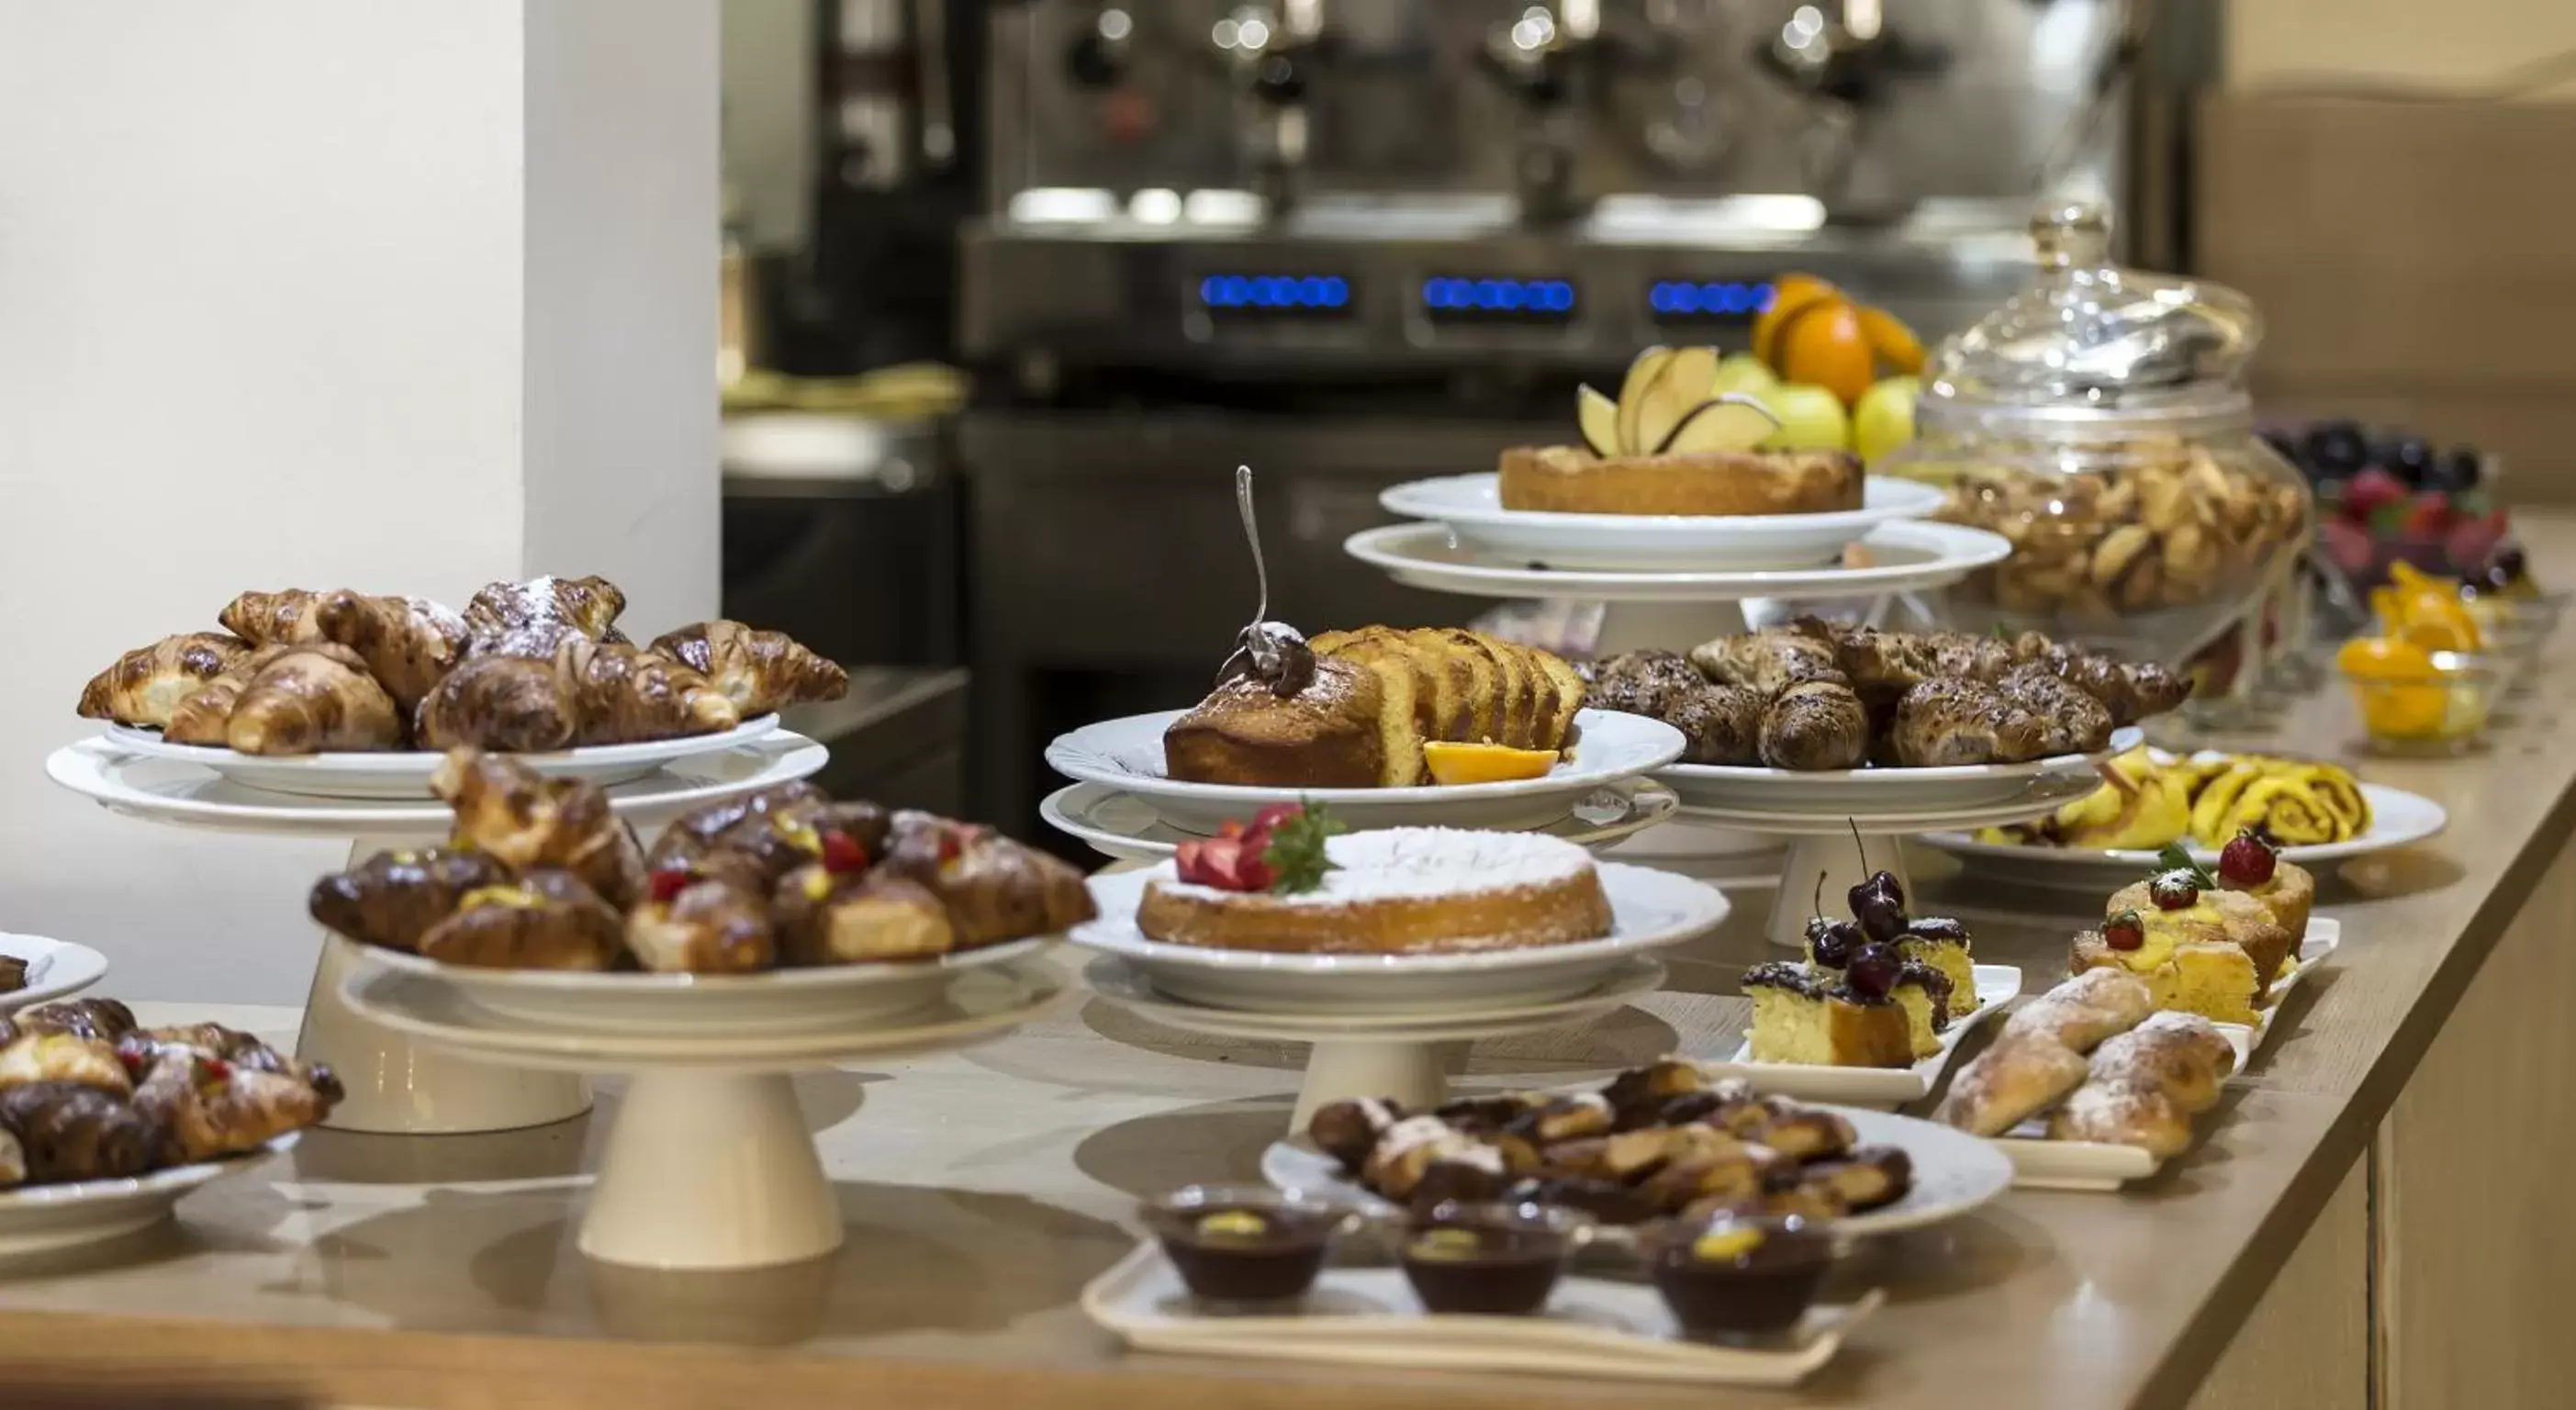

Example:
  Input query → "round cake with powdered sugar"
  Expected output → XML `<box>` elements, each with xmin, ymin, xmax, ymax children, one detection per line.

<box><xmin>1136</xmin><ymin>827</ymin><xmax>1613</xmax><ymax>955</ymax></box>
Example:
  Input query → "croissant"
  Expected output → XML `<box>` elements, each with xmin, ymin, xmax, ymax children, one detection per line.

<box><xmin>773</xmin><ymin>867</ymin><xmax>955</xmax><ymax>966</ymax></box>
<box><xmin>559</xmin><ymin>639</ymin><xmax>741</xmax><ymax>745</ymax></box>
<box><xmin>15</xmin><ymin>999</ymin><xmax>139</xmax><ymax>1044</ymax></box>
<box><xmin>0</xmin><ymin>1082</ymin><xmax>160</xmax><ymax>1182</ymax></box>
<box><xmin>313</xmin><ymin>590</ymin><xmax>468</xmax><ymax>711</ymax></box>
<box><xmin>648</xmin><ymin>621</ymin><xmax>848</xmax><ymax>717</ymax></box>
<box><xmin>0</xmin><ymin>1128</ymin><xmax>21</xmax><ymax>1188</ymax></box>
<box><xmin>431</xmin><ymin>748</ymin><xmax>644</xmax><ymax>907</ymax></box>
<box><xmin>462</xmin><ymin>574</ymin><xmax>630</xmax><ymax>657</ymax></box>
<box><xmin>875</xmin><ymin>811</ymin><xmax>1097</xmax><ymax>947</ymax></box>
<box><xmin>625</xmin><ymin>875</ymin><xmax>776</xmax><ymax>973</ymax></box>
<box><xmin>0</xmin><ymin>1032</ymin><xmax>131</xmax><ymax>1095</ymax></box>
<box><xmin>309</xmin><ymin>846</ymin><xmax>516</xmax><ymax>952</ymax></box>
<box><xmin>415</xmin><ymin>868</ymin><xmax>625</xmax><ymax>970</ymax></box>
<box><xmin>221</xmin><ymin>643</ymin><xmax>402</xmax><ymax>755</ymax></box>
<box><xmin>76</xmin><ymin>632</ymin><xmax>252</xmax><ymax>727</ymax></box>
<box><xmin>217</xmin><ymin>588</ymin><xmax>332</xmax><ymax>646</ymax></box>
<box><xmin>413</xmin><ymin>653</ymin><xmax>579</xmax><ymax>752</ymax></box>
<box><xmin>129</xmin><ymin>1047</ymin><xmax>339</xmax><ymax>1164</ymax></box>
<box><xmin>163</xmin><ymin>644</ymin><xmax>295</xmax><ymax>744</ymax></box>
<box><xmin>647</xmin><ymin>781</ymin><xmax>829</xmax><ymax>863</ymax></box>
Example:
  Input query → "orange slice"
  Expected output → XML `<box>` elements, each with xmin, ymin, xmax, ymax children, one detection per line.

<box><xmin>1753</xmin><ymin>274</ymin><xmax>1839</xmax><ymax>369</ymax></box>
<box><xmin>1422</xmin><ymin>742</ymin><xmax>1559</xmax><ymax>787</ymax></box>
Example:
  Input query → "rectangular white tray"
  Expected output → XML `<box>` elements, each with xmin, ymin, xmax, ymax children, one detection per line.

<box><xmin>1701</xmin><ymin>965</ymin><xmax>2022</xmax><ymax>1107</ymax></box>
<box><xmin>1992</xmin><ymin>921</ymin><xmax>2339</xmax><ymax>1192</ymax></box>
<box><xmin>1081</xmin><ymin>1240</ymin><xmax>1884</xmax><ymax>1387</ymax></box>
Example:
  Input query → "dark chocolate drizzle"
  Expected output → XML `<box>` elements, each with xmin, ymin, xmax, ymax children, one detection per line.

<box><xmin>1215</xmin><ymin>621</ymin><xmax>1316</xmax><ymax>697</ymax></box>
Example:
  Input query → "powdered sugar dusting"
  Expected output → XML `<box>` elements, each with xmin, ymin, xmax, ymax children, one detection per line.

<box><xmin>1153</xmin><ymin>827</ymin><xmax>1595</xmax><ymax>904</ymax></box>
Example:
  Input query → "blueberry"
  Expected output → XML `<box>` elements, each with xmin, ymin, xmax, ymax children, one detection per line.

<box><xmin>2427</xmin><ymin>446</ymin><xmax>2483</xmax><ymax>494</ymax></box>
<box><xmin>2382</xmin><ymin>437</ymin><xmax>2435</xmax><ymax>487</ymax></box>
<box><xmin>2303</xmin><ymin>421</ymin><xmax>2369</xmax><ymax>476</ymax></box>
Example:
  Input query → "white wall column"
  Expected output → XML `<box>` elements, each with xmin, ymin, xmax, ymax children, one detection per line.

<box><xmin>0</xmin><ymin>1</ymin><xmax>722</xmax><ymax>1002</ymax></box>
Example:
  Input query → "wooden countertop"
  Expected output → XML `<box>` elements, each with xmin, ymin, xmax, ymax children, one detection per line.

<box><xmin>7</xmin><ymin>525</ymin><xmax>2574</xmax><ymax>1410</ymax></box>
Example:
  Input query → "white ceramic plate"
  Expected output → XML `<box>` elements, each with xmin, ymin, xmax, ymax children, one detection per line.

<box><xmin>1042</xmin><ymin>780</ymin><xmax>1681</xmax><ymax>864</ymax></box>
<box><xmin>1081</xmin><ymin>1240</ymin><xmax>1883</xmax><ymax>1387</ymax></box>
<box><xmin>99</xmin><ymin>715</ymin><xmax>780</xmax><ymax>800</ymax></box>
<box><xmin>0</xmin><ymin>1135</ymin><xmax>297</xmax><ymax>1258</ymax></box>
<box><xmin>47</xmin><ymin>733</ymin><xmax>829</xmax><ymax>839</ymax></box>
<box><xmin>1672</xmin><ymin>771</ymin><xmax>2105</xmax><ymax>837</ymax></box>
<box><xmin>1915</xmin><ymin>784</ymin><xmax>2448</xmax><ymax>891</ymax></box>
<box><xmin>1343</xmin><ymin>519</ymin><xmax>2013</xmax><ymax>603</ymax></box>
<box><xmin>1046</xmin><ymin>708</ymin><xmax>1686</xmax><ymax>836</ymax></box>
<box><xmin>1070</xmin><ymin>862</ymin><xmax>1729</xmax><ymax>1015</ymax></box>
<box><xmin>338</xmin><ymin>957</ymin><xmax>1073</xmax><ymax>1071</ymax></box>
<box><xmin>1378</xmin><ymin>473</ymin><xmax>1947</xmax><ymax>571</ymax></box>
<box><xmin>1264</xmin><ymin>1103</ymin><xmax>2012</xmax><ymax>1239</ymax></box>
<box><xmin>0</xmin><ymin>933</ymin><xmax>110</xmax><ymax>1015</ymax></box>
<box><xmin>1659</xmin><ymin>728</ymin><xmax>2140</xmax><ymax>815</ymax></box>
<box><xmin>1705</xmin><ymin>965</ymin><xmax>2022</xmax><ymax>1106</ymax></box>
<box><xmin>1992</xmin><ymin>922</ymin><xmax>2337</xmax><ymax>1192</ymax></box>
<box><xmin>1082</xmin><ymin>954</ymin><xmax>1668</xmax><ymax>1039</ymax></box>
<box><xmin>353</xmin><ymin>935</ymin><xmax>1055</xmax><ymax>1035</ymax></box>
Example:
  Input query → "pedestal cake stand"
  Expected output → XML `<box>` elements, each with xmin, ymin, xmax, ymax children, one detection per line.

<box><xmin>45</xmin><ymin>731</ymin><xmax>828</xmax><ymax>1136</ymax></box>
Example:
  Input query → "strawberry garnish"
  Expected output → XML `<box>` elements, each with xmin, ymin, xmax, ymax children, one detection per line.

<box><xmin>203</xmin><ymin>1058</ymin><xmax>232</xmax><ymax>1081</ymax></box>
<box><xmin>1250</xmin><ymin>802</ymin><xmax>1305</xmax><ymax>834</ymax></box>
<box><xmin>646</xmin><ymin>867</ymin><xmax>692</xmax><ymax>904</ymax></box>
<box><xmin>819</xmin><ymin>829</ymin><xmax>869</xmax><ymax>875</ymax></box>
<box><xmin>2217</xmin><ymin>828</ymin><xmax>2278</xmax><ymax>887</ymax></box>
<box><xmin>1217</xmin><ymin>819</ymin><xmax>1248</xmax><ymax>840</ymax></box>
<box><xmin>1174</xmin><ymin>840</ymin><xmax>1212</xmax><ymax>886</ymax></box>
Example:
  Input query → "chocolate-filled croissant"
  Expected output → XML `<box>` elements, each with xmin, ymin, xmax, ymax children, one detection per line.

<box><xmin>431</xmin><ymin>749</ymin><xmax>644</xmax><ymax>908</ymax></box>
<box><xmin>309</xmin><ymin>847</ymin><xmax>515</xmax><ymax>952</ymax></box>
<box><xmin>414</xmin><ymin>868</ymin><xmax>625</xmax><ymax>970</ymax></box>
<box><xmin>313</xmin><ymin>590</ymin><xmax>468</xmax><ymax>711</ymax></box>
<box><xmin>644</xmin><ymin>782</ymin><xmax>829</xmax><ymax>873</ymax></box>
<box><xmin>413</xmin><ymin>654</ymin><xmax>579</xmax><ymax>753</ymax></box>
<box><xmin>225</xmin><ymin>643</ymin><xmax>403</xmax><ymax>755</ymax></box>
<box><xmin>648</xmin><ymin>621</ymin><xmax>848</xmax><ymax>716</ymax></box>
<box><xmin>0</xmin><ymin>1082</ymin><xmax>160</xmax><ymax>1182</ymax></box>
<box><xmin>76</xmin><ymin>632</ymin><xmax>252</xmax><ymax>728</ymax></box>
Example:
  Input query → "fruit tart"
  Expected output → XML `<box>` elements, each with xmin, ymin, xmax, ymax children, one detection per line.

<box><xmin>1498</xmin><ymin>348</ymin><xmax>1860</xmax><ymax>517</ymax></box>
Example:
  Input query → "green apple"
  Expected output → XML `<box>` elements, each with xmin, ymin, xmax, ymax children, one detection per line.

<box><xmin>1853</xmin><ymin>375</ymin><xmax>1920</xmax><ymax>464</ymax></box>
<box><xmin>1710</xmin><ymin>352</ymin><xmax>1777</xmax><ymax>398</ymax></box>
<box><xmin>1757</xmin><ymin>382</ymin><xmax>1851</xmax><ymax>452</ymax></box>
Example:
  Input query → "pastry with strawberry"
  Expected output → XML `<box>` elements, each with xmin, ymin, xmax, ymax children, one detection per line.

<box><xmin>2213</xmin><ymin>829</ymin><xmax>2313</xmax><ymax>941</ymax></box>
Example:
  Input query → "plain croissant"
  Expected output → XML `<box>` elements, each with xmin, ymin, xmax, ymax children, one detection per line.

<box><xmin>224</xmin><ymin>643</ymin><xmax>402</xmax><ymax>755</ymax></box>
<box><xmin>75</xmin><ymin>632</ymin><xmax>250</xmax><ymax>728</ymax></box>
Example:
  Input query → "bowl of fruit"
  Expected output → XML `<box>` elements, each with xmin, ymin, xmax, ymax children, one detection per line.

<box><xmin>2335</xmin><ymin>635</ymin><xmax>2504</xmax><ymax>756</ymax></box>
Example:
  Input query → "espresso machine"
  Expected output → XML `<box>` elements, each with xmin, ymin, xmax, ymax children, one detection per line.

<box><xmin>953</xmin><ymin>0</ymin><xmax>2185</xmax><ymax>835</ymax></box>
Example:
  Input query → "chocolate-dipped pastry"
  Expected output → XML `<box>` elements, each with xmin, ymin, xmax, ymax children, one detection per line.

<box><xmin>461</xmin><ymin>574</ymin><xmax>630</xmax><ymax>656</ymax></box>
<box><xmin>625</xmin><ymin>874</ymin><xmax>776</xmax><ymax>974</ymax></box>
<box><xmin>309</xmin><ymin>847</ymin><xmax>515</xmax><ymax>953</ymax></box>
<box><xmin>13</xmin><ymin>1000</ymin><xmax>137</xmax><ymax>1045</ymax></box>
<box><xmin>1505</xmin><ymin>1175</ymin><xmax>1660</xmax><ymax>1226</ymax></box>
<box><xmin>413</xmin><ymin>653</ymin><xmax>579</xmax><ymax>752</ymax></box>
<box><xmin>1759</xmin><ymin>679</ymin><xmax>1869</xmax><ymax>770</ymax></box>
<box><xmin>647</xmin><ymin>621</ymin><xmax>848</xmax><ymax>716</ymax></box>
<box><xmin>1308</xmin><ymin>1097</ymin><xmax>1404</xmax><ymax>1171</ymax></box>
<box><xmin>129</xmin><ymin>1047</ymin><xmax>340</xmax><ymax>1164</ymax></box>
<box><xmin>1890</xmin><ymin>677</ymin><xmax>2056</xmax><ymax>767</ymax></box>
<box><xmin>225</xmin><ymin>643</ymin><xmax>403</xmax><ymax>755</ymax></box>
<box><xmin>773</xmin><ymin>867</ymin><xmax>955</xmax><ymax>966</ymax></box>
<box><xmin>1687</xmin><ymin>631</ymin><xmax>1845</xmax><ymax>698</ymax></box>
<box><xmin>312</xmin><ymin>590</ymin><xmax>469</xmax><ymax>711</ymax></box>
<box><xmin>217</xmin><ymin>589</ymin><xmax>332</xmax><ymax>647</ymax></box>
<box><xmin>1433</xmin><ymin>1093</ymin><xmax>1545</xmax><ymax>1135</ymax></box>
<box><xmin>1604</xmin><ymin>1059</ymin><xmax>1709</xmax><ymax>1128</ymax></box>
<box><xmin>1995</xmin><ymin>663</ymin><xmax>2115</xmax><ymax>755</ymax></box>
<box><xmin>875</xmin><ymin>811</ymin><xmax>1097</xmax><ymax>946</ymax></box>
<box><xmin>1407</xmin><ymin>1156</ymin><xmax>1512</xmax><ymax>1211</ymax></box>
<box><xmin>0</xmin><ymin>957</ymin><xmax>23</xmax><ymax>997</ymax></box>
<box><xmin>0</xmin><ymin>1031</ymin><xmax>129</xmax><ymax>1094</ymax></box>
<box><xmin>0</xmin><ymin>1082</ymin><xmax>159</xmax><ymax>1182</ymax></box>
<box><xmin>431</xmin><ymin>749</ymin><xmax>644</xmax><ymax>908</ymax></box>
<box><xmin>75</xmin><ymin>632</ymin><xmax>252</xmax><ymax>728</ymax></box>
<box><xmin>649</xmin><ymin>781</ymin><xmax>829</xmax><ymax>857</ymax></box>
<box><xmin>555</xmin><ymin>639</ymin><xmax>740</xmax><ymax>746</ymax></box>
<box><xmin>413</xmin><ymin>868</ymin><xmax>625</xmax><ymax>970</ymax></box>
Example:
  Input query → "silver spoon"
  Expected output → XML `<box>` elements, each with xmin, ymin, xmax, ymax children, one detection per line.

<box><xmin>1237</xmin><ymin>464</ymin><xmax>1269</xmax><ymax>637</ymax></box>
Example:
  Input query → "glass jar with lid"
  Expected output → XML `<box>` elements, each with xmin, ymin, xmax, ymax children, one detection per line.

<box><xmin>1881</xmin><ymin>198</ymin><xmax>2312</xmax><ymax>683</ymax></box>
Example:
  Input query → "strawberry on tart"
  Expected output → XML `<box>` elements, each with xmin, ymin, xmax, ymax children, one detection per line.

<box><xmin>1139</xmin><ymin>804</ymin><xmax>1614</xmax><ymax>956</ymax></box>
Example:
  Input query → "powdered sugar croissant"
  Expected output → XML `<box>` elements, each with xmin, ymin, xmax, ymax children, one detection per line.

<box><xmin>648</xmin><ymin>621</ymin><xmax>848</xmax><ymax>716</ymax></box>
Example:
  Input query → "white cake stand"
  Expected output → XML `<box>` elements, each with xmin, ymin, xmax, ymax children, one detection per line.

<box><xmin>340</xmin><ymin>956</ymin><xmax>1073</xmax><ymax>1270</ymax></box>
<box><xmin>45</xmin><ymin>732</ymin><xmax>828</xmax><ymax>1136</ymax></box>
<box><xmin>1083</xmin><ymin>953</ymin><xmax>1667</xmax><ymax>1133</ymax></box>
<box><xmin>1673</xmin><ymin>772</ymin><xmax>2102</xmax><ymax>948</ymax></box>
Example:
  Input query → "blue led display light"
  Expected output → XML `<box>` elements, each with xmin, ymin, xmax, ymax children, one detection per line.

<box><xmin>1647</xmin><ymin>280</ymin><xmax>1778</xmax><ymax>318</ymax></box>
<box><xmin>1420</xmin><ymin>276</ymin><xmax>1578</xmax><ymax>316</ymax></box>
<box><xmin>1196</xmin><ymin>274</ymin><xmax>1351</xmax><ymax>310</ymax></box>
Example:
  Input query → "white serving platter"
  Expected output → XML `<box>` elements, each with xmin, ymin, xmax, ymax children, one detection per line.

<box><xmin>47</xmin><ymin>732</ymin><xmax>828</xmax><ymax>838</ymax></box>
<box><xmin>1082</xmin><ymin>953</ymin><xmax>1667</xmax><ymax>1039</ymax></box>
<box><xmin>1342</xmin><ymin>519</ymin><xmax>2012</xmax><ymax>604</ymax></box>
<box><xmin>1265</xmin><ymin>1103</ymin><xmax>2014</xmax><ymax>1240</ymax></box>
<box><xmin>1673</xmin><ymin>770</ymin><xmax>2105</xmax><ymax>836</ymax></box>
<box><xmin>1990</xmin><ymin>922</ymin><xmax>2338</xmax><ymax>1192</ymax></box>
<box><xmin>1081</xmin><ymin>1240</ymin><xmax>1884</xmax><ymax>1388</ymax></box>
<box><xmin>100</xmin><ymin>714</ymin><xmax>780</xmax><ymax>800</ymax></box>
<box><xmin>1659</xmin><ymin>728</ymin><xmax>2140</xmax><ymax>815</ymax></box>
<box><xmin>1070</xmin><ymin>861</ymin><xmax>1728</xmax><ymax>1015</ymax></box>
<box><xmin>0</xmin><ymin>1135</ymin><xmax>297</xmax><ymax>1259</ymax></box>
<box><xmin>1915</xmin><ymin>784</ymin><xmax>2448</xmax><ymax>891</ymax></box>
<box><xmin>1046</xmin><ymin>708</ymin><xmax>1686</xmax><ymax>837</ymax></box>
<box><xmin>1377</xmin><ymin>472</ymin><xmax>1946</xmax><ymax>571</ymax></box>
<box><xmin>1041</xmin><ymin>779</ymin><xmax>1681</xmax><ymax>864</ymax></box>
<box><xmin>0</xmin><ymin>933</ymin><xmax>110</xmax><ymax>1015</ymax></box>
<box><xmin>1705</xmin><ymin>964</ymin><xmax>2022</xmax><ymax>1106</ymax></box>
<box><xmin>353</xmin><ymin>934</ymin><xmax>1056</xmax><ymax>1035</ymax></box>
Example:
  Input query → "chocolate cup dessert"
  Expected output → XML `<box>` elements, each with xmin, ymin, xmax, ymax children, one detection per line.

<box><xmin>1642</xmin><ymin>1214</ymin><xmax>1842</xmax><ymax>1337</ymax></box>
<box><xmin>1143</xmin><ymin>1185</ymin><xmax>1350</xmax><ymax>1306</ymax></box>
<box><xmin>1399</xmin><ymin>1201</ymin><xmax>1592</xmax><ymax>1317</ymax></box>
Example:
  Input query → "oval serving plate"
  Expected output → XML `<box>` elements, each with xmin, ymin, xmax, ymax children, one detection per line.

<box><xmin>99</xmin><ymin>714</ymin><xmax>781</xmax><ymax>800</ymax></box>
<box><xmin>1377</xmin><ymin>472</ymin><xmax>1945</xmax><ymax>572</ymax></box>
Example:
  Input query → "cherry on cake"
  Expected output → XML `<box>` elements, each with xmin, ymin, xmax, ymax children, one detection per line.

<box><xmin>1138</xmin><ymin>818</ymin><xmax>1613</xmax><ymax>956</ymax></box>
